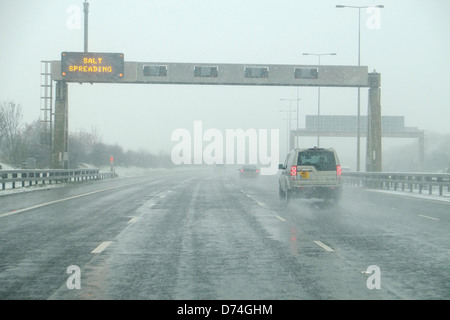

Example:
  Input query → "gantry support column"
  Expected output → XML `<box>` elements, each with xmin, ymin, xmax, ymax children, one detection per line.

<box><xmin>418</xmin><ymin>132</ymin><xmax>425</xmax><ymax>171</ymax></box>
<box><xmin>289</xmin><ymin>131</ymin><xmax>295</xmax><ymax>152</ymax></box>
<box><xmin>366</xmin><ymin>72</ymin><xmax>382</xmax><ymax>172</ymax></box>
<box><xmin>52</xmin><ymin>80</ymin><xmax>69</xmax><ymax>169</ymax></box>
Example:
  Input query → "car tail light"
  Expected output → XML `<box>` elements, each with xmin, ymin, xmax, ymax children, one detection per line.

<box><xmin>290</xmin><ymin>165</ymin><xmax>297</xmax><ymax>176</ymax></box>
<box><xmin>240</xmin><ymin>169</ymin><xmax>244</xmax><ymax>173</ymax></box>
<box><xmin>336</xmin><ymin>165</ymin><xmax>342</xmax><ymax>176</ymax></box>
<box><xmin>256</xmin><ymin>169</ymin><xmax>259</xmax><ymax>173</ymax></box>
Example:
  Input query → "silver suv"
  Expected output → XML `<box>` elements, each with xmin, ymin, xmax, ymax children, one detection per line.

<box><xmin>278</xmin><ymin>147</ymin><xmax>343</xmax><ymax>203</ymax></box>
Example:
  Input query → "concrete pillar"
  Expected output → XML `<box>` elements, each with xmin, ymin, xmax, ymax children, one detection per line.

<box><xmin>418</xmin><ymin>132</ymin><xmax>425</xmax><ymax>171</ymax></box>
<box><xmin>289</xmin><ymin>130</ymin><xmax>295</xmax><ymax>151</ymax></box>
<box><xmin>366</xmin><ymin>72</ymin><xmax>382</xmax><ymax>172</ymax></box>
<box><xmin>52</xmin><ymin>81</ymin><xmax>69</xmax><ymax>169</ymax></box>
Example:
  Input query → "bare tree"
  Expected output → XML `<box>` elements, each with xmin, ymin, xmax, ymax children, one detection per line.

<box><xmin>21</xmin><ymin>120</ymin><xmax>51</xmax><ymax>168</ymax></box>
<box><xmin>0</xmin><ymin>100</ymin><xmax>24</xmax><ymax>164</ymax></box>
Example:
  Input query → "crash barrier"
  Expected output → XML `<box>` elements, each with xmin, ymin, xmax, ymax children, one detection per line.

<box><xmin>0</xmin><ymin>168</ymin><xmax>118</xmax><ymax>191</ymax></box>
<box><xmin>343</xmin><ymin>172</ymin><xmax>450</xmax><ymax>197</ymax></box>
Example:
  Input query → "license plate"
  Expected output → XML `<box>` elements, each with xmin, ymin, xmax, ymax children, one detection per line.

<box><xmin>299</xmin><ymin>171</ymin><xmax>309</xmax><ymax>179</ymax></box>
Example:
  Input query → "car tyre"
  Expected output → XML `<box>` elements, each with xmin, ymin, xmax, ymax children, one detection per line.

<box><xmin>279</xmin><ymin>185</ymin><xmax>285</xmax><ymax>200</ymax></box>
<box><xmin>333</xmin><ymin>192</ymin><xmax>342</xmax><ymax>204</ymax></box>
<box><xmin>284</xmin><ymin>185</ymin><xmax>291</xmax><ymax>203</ymax></box>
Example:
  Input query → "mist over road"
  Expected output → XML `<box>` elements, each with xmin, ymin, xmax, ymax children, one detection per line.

<box><xmin>0</xmin><ymin>167</ymin><xmax>449</xmax><ymax>300</ymax></box>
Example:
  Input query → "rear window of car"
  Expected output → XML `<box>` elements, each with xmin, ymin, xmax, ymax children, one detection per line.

<box><xmin>297</xmin><ymin>150</ymin><xmax>336</xmax><ymax>171</ymax></box>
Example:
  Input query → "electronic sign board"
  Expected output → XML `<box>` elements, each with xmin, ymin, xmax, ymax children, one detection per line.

<box><xmin>194</xmin><ymin>66</ymin><xmax>218</xmax><ymax>78</ymax></box>
<box><xmin>143</xmin><ymin>65</ymin><xmax>168</xmax><ymax>77</ymax></box>
<box><xmin>244</xmin><ymin>67</ymin><xmax>269</xmax><ymax>78</ymax></box>
<box><xmin>61</xmin><ymin>52</ymin><xmax>124</xmax><ymax>82</ymax></box>
<box><xmin>294</xmin><ymin>67</ymin><xmax>318</xmax><ymax>79</ymax></box>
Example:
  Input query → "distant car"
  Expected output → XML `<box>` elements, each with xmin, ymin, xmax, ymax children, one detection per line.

<box><xmin>239</xmin><ymin>165</ymin><xmax>260</xmax><ymax>179</ymax></box>
<box><xmin>278</xmin><ymin>147</ymin><xmax>343</xmax><ymax>203</ymax></box>
<box><xmin>214</xmin><ymin>163</ymin><xmax>226</xmax><ymax>171</ymax></box>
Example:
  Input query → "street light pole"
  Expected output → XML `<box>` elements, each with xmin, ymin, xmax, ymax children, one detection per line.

<box><xmin>280</xmin><ymin>110</ymin><xmax>295</xmax><ymax>154</ymax></box>
<box><xmin>302</xmin><ymin>53</ymin><xmax>336</xmax><ymax>147</ymax></box>
<box><xmin>83</xmin><ymin>0</ymin><xmax>89</xmax><ymax>52</ymax></box>
<box><xmin>357</xmin><ymin>7</ymin><xmax>361</xmax><ymax>172</ymax></box>
<box><xmin>336</xmin><ymin>4</ymin><xmax>384</xmax><ymax>172</ymax></box>
<box><xmin>296</xmin><ymin>88</ymin><xmax>300</xmax><ymax>146</ymax></box>
<box><xmin>281</xmin><ymin>117</ymin><xmax>289</xmax><ymax>154</ymax></box>
<box><xmin>281</xmin><ymin>98</ymin><xmax>301</xmax><ymax>150</ymax></box>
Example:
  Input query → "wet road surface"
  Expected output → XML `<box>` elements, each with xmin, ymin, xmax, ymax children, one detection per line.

<box><xmin>0</xmin><ymin>167</ymin><xmax>449</xmax><ymax>300</ymax></box>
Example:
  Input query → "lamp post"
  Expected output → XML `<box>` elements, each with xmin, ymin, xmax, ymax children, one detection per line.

<box><xmin>83</xmin><ymin>0</ymin><xmax>89</xmax><ymax>52</ymax></box>
<box><xmin>336</xmin><ymin>4</ymin><xmax>383</xmax><ymax>171</ymax></box>
<box><xmin>302</xmin><ymin>53</ymin><xmax>336</xmax><ymax>147</ymax></box>
<box><xmin>281</xmin><ymin>117</ymin><xmax>289</xmax><ymax>155</ymax></box>
<box><xmin>280</xmin><ymin>98</ymin><xmax>301</xmax><ymax>149</ymax></box>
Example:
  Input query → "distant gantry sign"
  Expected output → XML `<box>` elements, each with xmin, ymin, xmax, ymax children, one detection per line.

<box><xmin>61</xmin><ymin>52</ymin><xmax>124</xmax><ymax>82</ymax></box>
<box><xmin>53</xmin><ymin>59</ymin><xmax>370</xmax><ymax>87</ymax></box>
<box><xmin>194</xmin><ymin>66</ymin><xmax>218</xmax><ymax>78</ymax></box>
<box><xmin>143</xmin><ymin>65</ymin><xmax>167</xmax><ymax>77</ymax></box>
<box><xmin>294</xmin><ymin>67</ymin><xmax>318</xmax><ymax>79</ymax></box>
<box><xmin>244</xmin><ymin>67</ymin><xmax>269</xmax><ymax>78</ymax></box>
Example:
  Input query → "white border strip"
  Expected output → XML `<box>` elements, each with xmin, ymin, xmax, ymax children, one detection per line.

<box><xmin>91</xmin><ymin>241</ymin><xmax>113</xmax><ymax>254</ymax></box>
<box><xmin>314</xmin><ymin>240</ymin><xmax>334</xmax><ymax>252</ymax></box>
<box><xmin>418</xmin><ymin>214</ymin><xmax>440</xmax><ymax>221</ymax></box>
<box><xmin>0</xmin><ymin>180</ymin><xmax>149</xmax><ymax>219</ymax></box>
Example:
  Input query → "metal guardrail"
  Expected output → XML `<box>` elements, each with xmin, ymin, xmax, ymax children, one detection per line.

<box><xmin>343</xmin><ymin>172</ymin><xmax>450</xmax><ymax>197</ymax></box>
<box><xmin>0</xmin><ymin>168</ymin><xmax>117</xmax><ymax>191</ymax></box>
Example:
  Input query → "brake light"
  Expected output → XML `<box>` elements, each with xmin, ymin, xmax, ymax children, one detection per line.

<box><xmin>336</xmin><ymin>165</ymin><xmax>342</xmax><ymax>176</ymax></box>
<box><xmin>240</xmin><ymin>169</ymin><xmax>244</xmax><ymax>173</ymax></box>
<box><xmin>256</xmin><ymin>169</ymin><xmax>259</xmax><ymax>173</ymax></box>
<box><xmin>290</xmin><ymin>165</ymin><xmax>297</xmax><ymax>176</ymax></box>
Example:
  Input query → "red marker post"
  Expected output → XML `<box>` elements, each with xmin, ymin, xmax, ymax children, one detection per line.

<box><xmin>110</xmin><ymin>155</ymin><xmax>114</xmax><ymax>172</ymax></box>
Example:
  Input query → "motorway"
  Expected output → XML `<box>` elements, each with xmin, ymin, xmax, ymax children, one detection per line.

<box><xmin>0</xmin><ymin>167</ymin><xmax>449</xmax><ymax>300</ymax></box>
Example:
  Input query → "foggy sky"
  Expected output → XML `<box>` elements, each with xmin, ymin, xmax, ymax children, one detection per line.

<box><xmin>0</xmin><ymin>0</ymin><xmax>449</xmax><ymax>169</ymax></box>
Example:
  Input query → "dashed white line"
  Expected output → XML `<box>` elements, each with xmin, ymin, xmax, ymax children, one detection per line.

<box><xmin>314</xmin><ymin>240</ymin><xmax>334</xmax><ymax>252</ymax></box>
<box><xmin>128</xmin><ymin>216</ymin><xmax>139</xmax><ymax>223</ymax></box>
<box><xmin>418</xmin><ymin>214</ymin><xmax>440</xmax><ymax>221</ymax></box>
<box><xmin>91</xmin><ymin>241</ymin><xmax>113</xmax><ymax>254</ymax></box>
<box><xmin>276</xmin><ymin>215</ymin><xmax>287</xmax><ymax>222</ymax></box>
<box><xmin>0</xmin><ymin>179</ymin><xmax>151</xmax><ymax>219</ymax></box>
<box><xmin>0</xmin><ymin>189</ymin><xmax>110</xmax><ymax>218</ymax></box>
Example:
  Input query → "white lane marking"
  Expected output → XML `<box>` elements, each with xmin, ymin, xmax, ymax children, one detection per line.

<box><xmin>91</xmin><ymin>241</ymin><xmax>113</xmax><ymax>254</ymax></box>
<box><xmin>0</xmin><ymin>189</ymin><xmax>111</xmax><ymax>218</ymax></box>
<box><xmin>418</xmin><ymin>214</ymin><xmax>440</xmax><ymax>221</ymax></box>
<box><xmin>314</xmin><ymin>240</ymin><xmax>334</xmax><ymax>252</ymax></box>
<box><xmin>230</xmin><ymin>180</ymin><xmax>287</xmax><ymax>222</ymax></box>
<box><xmin>0</xmin><ymin>180</ymin><xmax>150</xmax><ymax>219</ymax></box>
<box><xmin>128</xmin><ymin>216</ymin><xmax>139</xmax><ymax>223</ymax></box>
